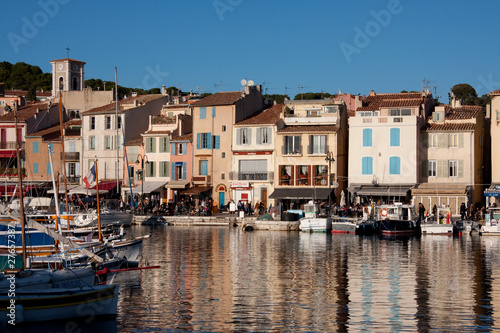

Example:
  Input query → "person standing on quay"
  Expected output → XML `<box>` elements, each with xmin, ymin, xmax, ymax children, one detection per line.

<box><xmin>460</xmin><ymin>202</ymin><xmax>467</xmax><ymax>220</ymax></box>
<box><xmin>418</xmin><ymin>203</ymin><xmax>426</xmax><ymax>222</ymax></box>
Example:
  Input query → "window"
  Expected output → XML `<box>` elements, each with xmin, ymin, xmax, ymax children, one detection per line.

<box><xmin>389</xmin><ymin>156</ymin><xmax>401</xmax><ymax>175</ymax></box>
<box><xmin>297</xmin><ymin>165</ymin><xmax>310</xmax><ymax>185</ymax></box>
<box><xmin>306</xmin><ymin>108</ymin><xmax>321</xmax><ymax>117</ymax></box>
<box><xmin>146</xmin><ymin>161</ymin><xmax>155</xmax><ymax>177</ymax></box>
<box><xmin>429</xmin><ymin>134</ymin><xmax>437</xmax><ymax>148</ymax></box>
<box><xmin>257</xmin><ymin>127</ymin><xmax>271</xmax><ymax>145</ymax></box>
<box><xmin>176</xmin><ymin>143</ymin><xmax>183</xmax><ymax>155</ymax></box>
<box><xmin>105</xmin><ymin>116</ymin><xmax>111</xmax><ymax>129</ymax></box>
<box><xmin>0</xmin><ymin>101</ymin><xmax>4</xmax><ymax>106</ymax></box>
<box><xmin>90</xmin><ymin>116</ymin><xmax>96</xmax><ymax>130</ymax></box>
<box><xmin>33</xmin><ymin>142</ymin><xmax>39</xmax><ymax>154</ymax></box>
<box><xmin>357</xmin><ymin>111</ymin><xmax>374</xmax><ymax>117</ymax></box>
<box><xmin>363</xmin><ymin>129</ymin><xmax>372</xmax><ymax>147</ymax></box>
<box><xmin>89</xmin><ymin>136</ymin><xmax>96</xmax><ymax>150</ymax></box>
<box><xmin>222</xmin><ymin>152</ymin><xmax>225</xmax><ymax>158</ymax></box>
<box><xmin>202</xmin><ymin>133</ymin><xmax>211</xmax><ymax>149</ymax></box>
<box><xmin>33</xmin><ymin>163</ymin><xmax>39</xmax><ymax>174</ymax></box>
<box><xmin>310</xmin><ymin>135</ymin><xmax>326</xmax><ymax>154</ymax></box>
<box><xmin>212</xmin><ymin>135</ymin><xmax>220</xmax><ymax>149</ymax></box>
<box><xmin>200</xmin><ymin>107</ymin><xmax>207</xmax><ymax>119</ymax></box>
<box><xmin>390</xmin><ymin>128</ymin><xmax>400</xmax><ymax>147</ymax></box>
<box><xmin>237</xmin><ymin>128</ymin><xmax>251</xmax><ymax>145</ymax></box>
<box><xmin>212</xmin><ymin>107</ymin><xmax>216</xmax><ymax>118</ymax></box>
<box><xmin>449</xmin><ymin>160</ymin><xmax>458</xmax><ymax>177</ymax></box>
<box><xmin>117</xmin><ymin>116</ymin><xmax>122</xmax><ymax>129</ymax></box>
<box><xmin>222</xmin><ymin>125</ymin><xmax>226</xmax><ymax>132</ymax></box>
<box><xmin>390</xmin><ymin>108</ymin><xmax>412</xmax><ymax>116</ymax></box>
<box><xmin>324</xmin><ymin>106</ymin><xmax>338</xmax><ymax>114</ymax></box>
<box><xmin>160</xmin><ymin>137</ymin><xmax>170</xmax><ymax>153</ymax></box>
<box><xmin>280</xmin><ymin>165</ymin><xmax>293</xmax><ymax>186</ymax></box>
<box><xmin>117</xmin><ymin>135</ymin><xmax>122</xmax><ymax>149</ymax></box>
<box><xmin>146</xmin><ymin>137</ymin><xmax>155</xmax><ymax>153</ymax></box>
<box><xmin>47</xmin><ymin>163</ymin><xmax>52</xmax><ymax>175</ymax></box>
<box><xmin>48</xmin><ymin>143</ymin><xmax>54</xmax><ymax>152</ymax></box>
<box><xmin>449</xmin><ymin>134</ymin><xmax>458</xmax><ymax>148</ymax></box>
<box><xmin>284</xmin><ymin>135</ymin><xmax>301</xmax><ymax>154</ymax></box>
<box><xmin>68</xmin><ymin>163</ymin><xmax>76</xmax><ymax>177</ymax></box>
<box><xmin>428</xmin><ymin>160</ymin><xmax>437</xmax><ymax>177</ymax></box>
<box><xmin>221</xmin><ymin>173</ymin><xmax>225</xmax><ymax>180</ymax></box>
<box><xmin>200</xmin><ymin>160</ymin><xmax>208</xmax><ymax>175</ymax></box>
<box><xmin>314</xmin><ymin>165</ymin><xmax>328</xmax><ymax>186</ymax></box>
<box><xmin>239</xmin><ymin>160</ymin><xmax>267</xmax><ymax>180</ymax></box>
<box><xmin>160</xmin><ymin>161</ymin><xmax>169</xmax><ymax>177</ymax></box>
<box><xmin>105</xmin><ymin>136</ymin><xmax>112</xmax><ymax>150</ymax></box>
<box><xmin>362</xmin><ymin>156</ymin><xmax>373</xmax><ymax>175</ymax></box>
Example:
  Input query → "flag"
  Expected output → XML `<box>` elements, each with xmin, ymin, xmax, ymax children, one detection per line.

<box><xmin>83</xmin><ymin>165</ymin><xmax>96</xmax><ymax>189</ymax></box>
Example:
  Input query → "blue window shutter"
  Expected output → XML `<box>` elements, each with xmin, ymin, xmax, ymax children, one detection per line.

<box><xmin>171</xmin><ymin>162</ymin><xmax>175</xmax><ymax>179</ymax></box>
<box><xmin>215</xmin><ymin>135</ymin><xmax>220</xmax><ymax>149</ymax></box>
<box><xmin>390</xmin><ymin>128</ymin><xmax>400</xmax><ymax>147</ymax></box>
<box><xmin>212</xmin><ymin>107</ymin><xmax>216</xmax><ymax>118</ymax></box>
<box><xmin>208</xmin><ymin>132</ymin><xmax>211</xmax><ymax>149</ymax></box>
<box><xmin>47</xmin><ymin>163</ymin><xmax>52</xmax><ymax>175</ymax></box>
<box><xmin>171</xmin><ymin>143</ymin><xmax>175</xmax><ymax>155</ymax></box>
<box><xmin>362</xmin><ymin>157</ymin><xmax>373</xmax><ymax>175</ymax></box>
<box><xmin>33</xmin><ymin>142</ymin><xmax>39</xmax><ymax>153</ymax></box>
<box><xmin>33</xmin><ymin>163</ymin><xmax>39</xmax><ymax>174</ymax></box>
<box><xmin>182</xmin><ymin>162</ymin><xmax>187</xmax><ymax>180</ymax></box>
<box><xmin>389</xmin><ymin>156</ymin><xmax>401</xmax><ymax>174</ymax></box>
<box><xmin>363</xmin><ymin>129</ymin><xmax>372</xmax><ymax>147</ymax></box>
<box><xmin>196</xmin><ymin>133</ymin><xmax>201</xmax><ymax>149</ymax></box>
<box><xmin>200</xmin><ymin>107</ymin><xmax>207</xmax><ymax>119</ymax></box>
<box><xmin>182</xmin><ymin>143</ymin><xmax>187</xmax><ymax>155</ymax></box>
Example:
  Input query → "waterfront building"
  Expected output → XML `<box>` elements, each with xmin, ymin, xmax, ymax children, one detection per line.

<box><xmin>348</xmin><ymin>91</ymin><xmax>434</xmax><ymax>204</ymax></box>
<box><xmin>168</xmin><ymin>133</ymin><xmax>193</xmax><ymax>203</ymax></box>
<box><xmin>231</xmin><ymin>103</ymin><xmax>282</xmax><ymax>209</ymax></box>
<box><xmin>271</xmin><ymin>99</ymin><xmax>348</xmax><ymax>209</ymax></box>
<box><xmin>190</xmin><ymin>85</ymin><xmax>266</xmax><ymax>208</ymax></box>
<box><xmin>412</xmin><ymin>103</ymin><xmax>486</xmax><ymax>214</ymax></box>
<box><xmin>485</xmin><ymin>89</ymin><xmax>500</xmax><ymax>205</ymax></box>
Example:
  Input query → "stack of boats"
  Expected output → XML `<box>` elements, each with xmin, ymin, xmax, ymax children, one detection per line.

<box><xmin>0</xmin><ymin>198</ymin><xmax>148</xmax><ymax>326</ymax></box>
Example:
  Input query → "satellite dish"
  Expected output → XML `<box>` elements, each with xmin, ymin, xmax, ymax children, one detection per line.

<box><xmin>241</xmin><ymin>79</ymin><xmax>247</xmax><ymax>86</ymax></box>
<box><xmin>247</xmin><ymin>80</ymin><xmax>254</xmax><ymax>86</ymax></box>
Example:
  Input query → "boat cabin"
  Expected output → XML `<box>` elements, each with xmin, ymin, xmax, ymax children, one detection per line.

<box><xmin>375</xmin><ymin>203</ymin><xmax>414</xmax><ymax>221</ymax></box>
<box><xmin>303</xmin><ymin>202</ymin><xmax>318</xmax><ymax>218</ymax></box>
<box><xmin>485</xmin><ymin>207</ymin><xmax>500</xmax><ymax>227</ymax></box>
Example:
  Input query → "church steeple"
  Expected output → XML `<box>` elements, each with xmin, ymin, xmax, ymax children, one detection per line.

<box><xmin>49</xmin><ymin>56</ymin><xmax>86</xmax><ymax>96</ymax></box>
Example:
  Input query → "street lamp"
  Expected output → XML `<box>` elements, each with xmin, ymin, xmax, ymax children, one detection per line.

<box><xmin>325</xmin><ymin>152</ymin><xmax>335</xmax><ymax>208</ymax></box>
<box><xmin>136</xmin><ymin>154</ymin><xmax>149</xmax><ymax>215</ymax></box>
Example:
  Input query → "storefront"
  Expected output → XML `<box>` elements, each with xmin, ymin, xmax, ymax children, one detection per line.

<box><xmin>485</xmin><ymin>184</ymin><xmax>500</xmax><ymax>207</ymax></box>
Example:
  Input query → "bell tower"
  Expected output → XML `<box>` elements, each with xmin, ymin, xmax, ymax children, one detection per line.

<box><xmin>50</xmin><ymin>57</ymin><xmax>86</xmax><ymax>96</ymax></box>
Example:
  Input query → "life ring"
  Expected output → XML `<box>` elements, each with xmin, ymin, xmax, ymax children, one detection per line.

<box><xmin>380</xmin><ymin>209</ymin><xmax>388</xmax><ymax>218</ymax></box>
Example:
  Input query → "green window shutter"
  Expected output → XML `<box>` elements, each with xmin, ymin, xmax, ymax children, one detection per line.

<box><xmin>152</xmin><ymin>138</ymin><xmax>156</xmax><ymax>153</ymax></box>
<box><xmin>459</xmin><ymin>133</ymin><xmax>464</xmax><ymax>148</ymax></box>
<box><xmin>437</xmin><ymin>160</ymin><xmax>445</xmax><ymax>178</ymax></box>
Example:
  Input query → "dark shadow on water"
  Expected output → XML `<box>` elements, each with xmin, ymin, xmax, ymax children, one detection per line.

<box><xmin>3</xmin><ymin>318</ymin><xmax>117</xmax><ymax>333</ymax></box>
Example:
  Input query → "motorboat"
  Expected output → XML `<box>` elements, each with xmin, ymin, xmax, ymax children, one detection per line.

<box><xmin>377</xmin><ymin>203</ymin><xmax>420</xmax><ymax>236</ymax></box>
<box><xmin>420</xmin><ymin>206</ymin><xmax>455</xmax><ymax>235</ymax></box>
<box><xmin>299</xmin><ymin>202</ymin><xmax>332</xmax><ymax>233</ymax></box>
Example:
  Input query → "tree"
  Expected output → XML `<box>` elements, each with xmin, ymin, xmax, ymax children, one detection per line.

<box><xmin>263</xmin><ymin>94</ymin><xmax>288</xmax><ymax>104</ymax></box>
<box><xmin>293</xmin><ymin>92</ymin><xmax>331</xmax><ymax>100</ymax></box>
<box><xmin>26</xmin><ymin>85</ymin><xmax>36</xmax><ymax>102</ymax></box>
<box><xmin>450</xmin><ymin>83</ymin><xmax>478</xmax><ymax>105</ymax></box>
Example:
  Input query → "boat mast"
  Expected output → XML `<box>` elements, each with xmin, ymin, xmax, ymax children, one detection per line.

<box><xmin>94</xmin><ymin>159</ymin><xmax>102</xmax><ymax>242</ymax></box>
<box><xmin>58</xmin><ymin>93</ymin><xmax>71</xmax><ymax>230</ymax></box>
<box><xmin>13</xmin><ymin>102</ymin><xmax>27</xmax><ymax>268</ymax></box>
<box><xmin>115</xmin><ymin>67</ymin><xmax>119</xmax><ymax>196</ymax></box>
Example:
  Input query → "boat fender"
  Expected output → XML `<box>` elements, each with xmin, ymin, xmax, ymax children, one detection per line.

<box><xmin>380</xmin><ymin>209</ymin><xmax>388</xmax><ymax>218</ymax></box>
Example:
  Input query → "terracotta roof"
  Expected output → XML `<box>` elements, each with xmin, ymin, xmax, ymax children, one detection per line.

<box><xmin>163</xmin><ymin>104</ymin><xmax>190</xmax><ymax>109</ymax></box>
<box><xmin>50</xmin><ymin>58</ymin><xmax>86</xmax><ymax>64</ymax></box>
<box><xmin>171</xmin><ymin>133</ymin><xmax>193</xmax><ymax>141</ymax></box>
<box><xmin>0</xmin><ymin>102</ymin><xmax>58</xmax><ymax>122</ymax></box>
<box><xmin>83</xmin><ymin>94</ymin><xmax>165</xmax><ymax>114</ymax></box>
<box><xmin>489</xmin><ymin>89</ymin><xmax>500</xmax><ymax>96</ymax></box>
<box><xmin>423</xmin><ymin>123</ymin><xmax>475</xmax><ymax>131</ymax></box>
<box><xmin>357</xmin><ymin>92</ymin><xmax>425</xmax><ymax>111</ymax></box>
<box><xmin>143</xmin><ymin>130</ymin><xmax>172</xmax><ymax>135</ymax></box>
<box><xmin>26</xmin><ymin>119</ymin><xmax>81</xmax><ymax>138</ymax></box>
<box><xmin>277</xmin><ymin>125</ymin><xmax>339</xmax><ymax>133</ymax></box>
<box><xmin>126</xmin><ymin>137</ymin><xmax>143</xmax><ymax>145</ymax></box>
<box><xmin>190</xmin><ymin>91</ymin><xmax>242</xmax><ymax>106</ymax></box>
<box><xmin>236</xmin><ymin>104</ymin><xmax>283</xmax><ymax>125</ymax></box>
<box><xmin>445</xmin><ymin>105</ymin><xmax>481</xmax><ymax>120</ymax></box>
<box><xmin>5</xmin><ymin>90</ymin><xmax>52</xmax><ymax>97</ymax></box>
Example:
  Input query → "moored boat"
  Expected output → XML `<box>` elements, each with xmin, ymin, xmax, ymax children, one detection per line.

<box><xmin>479</xmin><ymin>207</ymin><xmax>500</xmax><ymax>235</ymax></box>
<box><xmin>299</xmin><ymin>202</ymin><xmax>332</xmax><ymax>233</ymax></box>
<box><xmin>376</xmin><ymin>203</ymin><xmax>420</xmax><ymax>236</ymax></box>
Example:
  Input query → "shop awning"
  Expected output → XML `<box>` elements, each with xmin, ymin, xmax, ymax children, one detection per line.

<box><xmin>180</xmin><ymin>186</ymin><xmax>212</xmax><ymax>196</ymax></box>
<box><xmin>68</xmin><ymin>184</ymin><xmax>108</xmax><ymax>195</ymax></box>
<box><xmin>484</xmin><ymin>184</ymin><xmax>500</xmax><ymax>197</ymax></box>
<box><xmin>269</xmin><ymin>188</ymin><xmax>333</xmax><ymax>200</ymax></box>
<box><xmin>348</xmin><ymin>185</ymin><xmax>411</xmax><ymax>198</ymax></box>
<box><xmin>92</xmin><ymin>180</ymin><xmax>120</xmax><ymax>192</ymax></box>
<box><xmin>131</xmin><ymin>181</ymin><xmax>167</xmax><ymax>194</ymax></box>
<box><xmin>165</xmin><ymin>180</ymin><xmax>190</xmax><ymax>189</ymax></box>
<box><xmin>0</xmin><ymin>151</ymin><xmax>16</xmax><ymax>158</ymax></box>
<box><xmin>412</xmin><ymin>183</ymin><xmax>468</xmax><ymax>196</ymax></box>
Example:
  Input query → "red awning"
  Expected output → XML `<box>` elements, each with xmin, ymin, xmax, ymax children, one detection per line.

<box><xmin>0</xmin><ymin>151</ymin><xmax>16</xmax><ymax>158</ymax></box>
<box><xmin>90</xmin><ymin>180</ymin><xmax>120</xmax><ymax>192</ymax></box>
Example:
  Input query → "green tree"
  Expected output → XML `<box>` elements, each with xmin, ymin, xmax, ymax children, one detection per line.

<box><xmin>450</xmin><ymin>83</ymin><xmax>478</xmax><ymax>105</ymax></box>
<box><xmin>26</xmin><ymin>85</ymin><xmax>36</xmax><ymax>102</ymax></box>
<box><xmin>293</xmin><ymin>92</ymin><xmax>331</xmax><ymax>100</ymax></box>
<box><xmin>264</xmin><ymin>94</ymin><xmax>288</xmax><ymax>104</ymax></box>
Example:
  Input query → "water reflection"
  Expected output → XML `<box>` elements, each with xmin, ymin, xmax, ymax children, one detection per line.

<box><xmin>114</xmin><ymin>226</ymin><xmax>500</xmax><ymax>332</ymax></box>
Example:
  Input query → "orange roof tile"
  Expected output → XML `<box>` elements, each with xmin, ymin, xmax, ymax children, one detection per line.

<box><xmin>191</xmin><ymin>91</ymin><xmax>243</xmax><ymax>106</ymax></box>
<box><xmin>357</xmin><ymin>92</ymin><xmax>425</xmax><ymax>111</ymax></box>
<box><xmin>0</xmin><ymin>102</ymin><xmax>58</xmax><ymax>122</ymax></box>
<box><xmin>236</xmin><ymin>104</ymin><xmax>283</xmax><ymax>125</ymax></box>
<box><xmin>171</xmin><ymin>133</ymin><xmax>193</xmax><ymax>141</ymax></box>
<box><xmin>83</xmin><ymin>94</ymin><xmax>165</xmax><ymax>114</ymax></box>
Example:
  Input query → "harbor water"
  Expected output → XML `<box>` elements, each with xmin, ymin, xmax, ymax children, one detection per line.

<box><xmin>10</xmin><ymin>224</ymin><xmax>500</xmax><ymax>332</ymax></box>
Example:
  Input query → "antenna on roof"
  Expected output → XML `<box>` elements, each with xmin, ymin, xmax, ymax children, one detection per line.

<box><xmin>297</xmin><ymin>86</ymin><xmax>310</xmax><ymax>100</ymax></box>
<box><xmin>284</xmin><ymin>86</ymin><xmax>292</xmax><ymax>98</ymax></box>
<box><xmin>214</xmin><ymin>80</ymin><xmax>229</xmax><ymax>92</ymax></box>
<box><xmin>66</xmin><ymin>46</ymin><xmax>70</xmax><ymax>59</ymax></box>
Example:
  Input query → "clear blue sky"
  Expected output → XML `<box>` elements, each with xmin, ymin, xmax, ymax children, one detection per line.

<box><xmin>2</xmin><ymin>0</ymin><xmax>499</xmax><ymax>101</ymax></box>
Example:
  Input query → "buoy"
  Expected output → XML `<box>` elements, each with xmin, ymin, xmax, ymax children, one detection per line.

<box><xmin>381</xmin><ymin>209</ymin><xmax>388</xmax><ymax>218</ymax></box>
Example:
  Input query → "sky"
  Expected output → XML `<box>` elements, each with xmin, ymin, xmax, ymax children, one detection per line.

<box><xmin>1</xmin><ymin>0</ymin><xmax>499</xmax><ymax>101</ymax></box>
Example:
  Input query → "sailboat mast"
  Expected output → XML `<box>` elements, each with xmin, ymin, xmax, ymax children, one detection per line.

<box><xmin>13</xmin><ymin>102</ymin><xmax>27</xmax><ymax>268</ymax></box>
<box><xmin>115</xmin><ymin>67</ymin><xmax>119</xmax><ymax>196</ymax></box>
<box><xmin>95</xmin><ymin>159</ymin><xmax>102</xmax><ymax>242</ymax></box>
<box><xmin>59</xmin><ymin>93</ymin><xmax>70</xmax><ymax>230</ymax></box>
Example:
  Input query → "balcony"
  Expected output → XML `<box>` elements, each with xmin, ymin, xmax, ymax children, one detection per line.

<box><xmin>63</xmin><ymin>152</ymin><xmax>80</xmax><ymax>161</ymax></box>
<box><xmin>0</xmin><ymin>168</ymin><xmax>26</xmax><ymax>178</ymax></box>
<box><xmin>60</xmin><ymin>175</ymin><xmax>80</xmax><ymax>184</ymax></box>
<box><xmin>283</xmin><ymin>112</ymin><xmax>338</xmax><ymax>126</ymax></box>
<box><xmin>152</xmin><ymin>115</ymin><xmax>176</xmax><ymax>125</ymax></box>
<box><xmin>0</xmin><ymin>141</ymin><xmax>25</xmax><ymax>150</ymax></box>
<box><xmin>282</xmin><ymin>146</ymin><xmax>302</xmax><ymax>156</ymax></box>
<box><xmin>229</xmin><ymin>171</ymin><xmax>274</xmax><ymax>181</ymax></box>
<box><xmin>193</xmin><ymin>175</ymin><xmax>211</xmax><ymax>185</ymax></box>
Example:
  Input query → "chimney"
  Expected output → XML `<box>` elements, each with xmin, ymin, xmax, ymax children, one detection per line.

<box><xmin>244</xmin><ymin>86</ymin><xmax>251</xmax><ymax>95</ymax></box>
<box><xmin>161</xmin><ymin>85</ymin><xmax>167</xmax><ymax>95</ymax></box>
<box><xmin>369</xmin><ymin>90</ymin><xmax>376</xmax><ymax>96</ymax></box>
<box><xmin>256</xmin><ymin>84</ymin><xmax>262</xmax><ymax>93</ymax></box>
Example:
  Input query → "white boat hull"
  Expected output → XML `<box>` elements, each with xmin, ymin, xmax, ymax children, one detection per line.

<box><xmin>421</xmin><ymin>223</ymin><xmax>454</xmax><ymax>235</ymax></box>
<box><xmin>299</xmin><ymin>217</ymin><xmax>332</xmax><ymax>233</ymax></box>
<box><xmin>0</xmin><ymin>267</ymin><xmax>95</xmax><ymax>291</ymax></box>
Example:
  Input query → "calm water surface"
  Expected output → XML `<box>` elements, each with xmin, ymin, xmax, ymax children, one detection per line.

<box><xmin>9</xmin><ymin>225</ymin><xmax>500</xmax><ymax>332</ymax></box>
<box><xmin>113</xmin><ymin>225</ymin><xmax>500</xmax><ymax>332</ymax></box>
